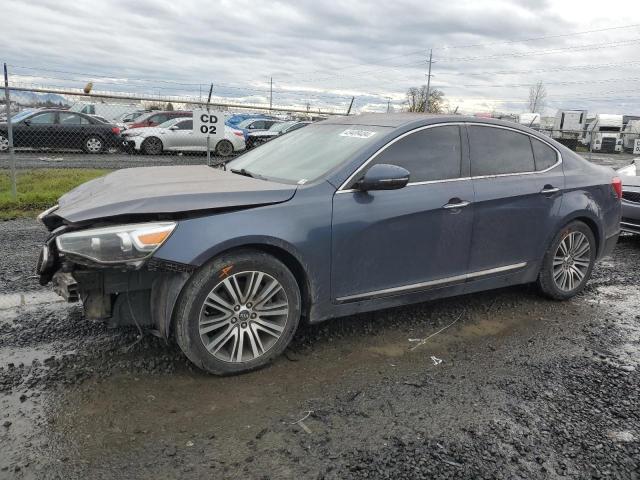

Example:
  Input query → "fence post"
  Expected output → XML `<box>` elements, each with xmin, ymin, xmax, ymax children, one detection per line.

<box><xmin>206</xmin><ymin>83</ymin><xmax>213</xmax><ymax>167</ymax></box>
<box><xmin>3</xmin><ymin>63</ymin><xmax>17</xmax><ymax>200</ymax></box>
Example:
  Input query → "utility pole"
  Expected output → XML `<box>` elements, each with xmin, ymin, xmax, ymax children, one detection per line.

<box><xmin>269</xmin><ymin>77</ymin><xmax>273</xmax><ymax>110</ymax></box>
<box><xmin>423</xmin><ymin>48</ymin><xmax>433</xmax><ymax>113</ymax></box>
<box><xmin>386</xmin><ymin>97</ymin><xmax>391</xmax><ymax>113</ymax></box>
<box><xmin>3</xmin><ymin>63</ymin><xmax>16</xmax><ymax>200</ymax></box>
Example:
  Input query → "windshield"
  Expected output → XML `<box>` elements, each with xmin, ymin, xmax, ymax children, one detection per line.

<box><xmin>270</xmin><ymin>121</ymin><xmax>293</xmax><ymax>132</ymax></box>
<box><xmin>158</xmin><ymin>118</ymin><xmax>183</xmax><ymax>128</ymax></box>
<box><xmin>228</xmin><ymin>124</ymin><xmax>391</xmax><ymax>184</ymax></box>
<box><xmin>11</xmin><ymin>110</ymin><xmax>35</xmax><ymax>123</ymax></box>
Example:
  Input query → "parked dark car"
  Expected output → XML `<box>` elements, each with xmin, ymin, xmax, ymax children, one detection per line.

<box><xmin>0</xmin><ymin>109</ymin><xmax>123</xmax><ymax>153</ymax></box>
<box><xmin>617</xmin><ymin>159</ymin><xmax>640</xmax><ymax>233</ymax></box>
<box><xmin>246</xmin><ymin>120</ymin><xmax>311</xmax><ymax>149</ymax></box>
<box><xmin>236</xmin><ymin>118</ymin><xmax>283</xmax><ymax>141</ymax></box>
<box><xmin>125</xmin><ymin>110</ymin><xmax>192</xmax><ymax>130</ymax></box>
<box><xmin>36</xmin><ymin>114</ymin><xmax>621</xmax><ymax>375</ymax></box>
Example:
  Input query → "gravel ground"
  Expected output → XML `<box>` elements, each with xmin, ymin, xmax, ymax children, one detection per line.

<box><xmin>0</xmin><ymin>217</ymin><xmax>639</xmax><ymax>479</ymax></box>
<box><xmin>0</xmin><ymin>151</ymin><xmax>237</xmax><ymax>170</ymax></box>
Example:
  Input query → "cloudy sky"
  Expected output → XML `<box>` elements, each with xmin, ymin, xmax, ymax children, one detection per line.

<box><xmin>3</xmin><ymin>0</ymin><xmax>640</xmax><ymax>115</ymax></box>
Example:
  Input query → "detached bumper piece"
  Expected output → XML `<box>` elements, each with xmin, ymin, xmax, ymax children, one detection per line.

<box><xmin>621</xmin><ymin>217</ymin><xmax>640</xmax><ymax>234</ymax></box>
<box><xmin>52</xmin><ymin>272</ymin><xmax>79</xmax><ymax>302</ymax></box>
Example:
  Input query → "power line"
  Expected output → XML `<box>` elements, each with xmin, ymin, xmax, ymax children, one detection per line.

<box><xmin>434</xmin><ymin>59</ymin><xmax>640</xmax><ymax>77</ymax></box>
<box><xmin>284</xmin><ymin>22</ymin><xmax>640</xmax><ymax>77</ymax></box>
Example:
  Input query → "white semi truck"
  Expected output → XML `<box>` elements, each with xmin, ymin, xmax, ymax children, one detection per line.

<box><xmin>550</xmin><ymin>109</ymin><xmax>587</xmax><ymax>151</ymax></box>
<box><xmin>583</xmin><ymin>114</ymin><xmax>623</xmax><ymax>153</ymax></box>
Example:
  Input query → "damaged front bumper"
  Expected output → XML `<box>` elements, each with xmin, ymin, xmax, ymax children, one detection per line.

<box><xmin>36</xmin><ymin>218</ymin><xmax>193</xmax><ymax>338</ymax></box>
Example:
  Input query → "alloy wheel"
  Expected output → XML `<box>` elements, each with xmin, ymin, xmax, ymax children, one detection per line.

<box><xmin>198</xmin><ymin>271</ymin><xmax>289</xmax><ymax>363</ymax></box>
<box><xmin>0</xmin><ymin>135</ymin><xmax>8</xmax><ymax>152</ymax></box>
<box><xmin>85</xmin><ymin>137</ymin><xmax>103</xmax><ymax>153</ymax></box>
<box><xmin>552</xmin><ymin>231</ymin><xmax>591</xmax><ymax>292</ymax></box>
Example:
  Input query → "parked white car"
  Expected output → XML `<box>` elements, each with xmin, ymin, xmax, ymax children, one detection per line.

<box><xmin>122</xmin><ymin>118</ymin><xmax>245</xmax><ymax>156</ymax></box>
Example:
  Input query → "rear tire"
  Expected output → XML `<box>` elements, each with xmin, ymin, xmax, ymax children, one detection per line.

<box><xmin>83</xmin><ymin>135</ymin><xmax>104</xmax><ymax>154</ymax></box>
<box><xmin>537</xmin><ymin>221</ymin><xmax>596</xmax><ymax>300</ymax></box>
<box><xmin>215</xmin><ymin>139</ymin><xmax>234</xmax><ymax>157</ymax></box>
<box><xmin>141</xmin><ymin>136</ymin><xmax>163</xmax><ymax>155</ymax></box>
<box><xmin>174</xmin><ymin>249</ymin><xmax>301</xmax><ymax>375</ymax></box>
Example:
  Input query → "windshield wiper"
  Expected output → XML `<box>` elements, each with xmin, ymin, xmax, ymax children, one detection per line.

<box><xmin>230</xmin><ymin>168</ymin><xmax>254</xmax><ymax>178</ymax></box>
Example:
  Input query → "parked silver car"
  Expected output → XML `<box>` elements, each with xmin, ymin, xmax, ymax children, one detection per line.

<box><xmin>123</xmin><ymin>117</ymin><xmax>245</xmax><ymax>156</ymax></box>
<box><xmin>618</xmin><ymin>159</ymin><xmax>640</xmax><ymax>233</ymax></box>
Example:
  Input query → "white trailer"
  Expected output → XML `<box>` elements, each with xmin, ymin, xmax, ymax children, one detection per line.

<box><xmin>583</xmin><ymin>114</ymin><xmax>623</xmax><ymax>153</ymax></box>
<box><xmin>69</xmin><ymin>101</ymin><xmax>142</xmax><ymax>121</ymax></box>
<box><xmin>550</xmin><ymin>109</ymin><xmax>586</xmax><ymax>151</ymax></box>
<box><xmin>622</xmin><ymin>120</ymin><xmax>640</xmax><ymax>152</ymax></box>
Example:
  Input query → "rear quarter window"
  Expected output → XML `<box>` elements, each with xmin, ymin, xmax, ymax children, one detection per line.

<box><xmin>469</xmin><ymin>126</ymin><xmax>535</xmax><ymax>176</ymax></box>
<box><xmin>531</xmin><ymin>137</ymin><xmax>558</xmax><ymax>171</ymax></box>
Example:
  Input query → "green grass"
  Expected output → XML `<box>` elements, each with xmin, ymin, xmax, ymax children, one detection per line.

<box><xmin>0</xmin><ymin>169</ymin><xmax>110</xmax><ymax>220</ymax></box>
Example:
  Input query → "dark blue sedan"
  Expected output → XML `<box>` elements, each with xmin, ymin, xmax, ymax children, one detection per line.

<box><xmin>37</xmin><ymin>114</ymin><xmax>622</xmax><ymax>375</ymax></box>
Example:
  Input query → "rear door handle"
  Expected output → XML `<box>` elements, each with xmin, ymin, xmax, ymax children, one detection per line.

<box><xmin>540</xmin><ymin>185</ymin><xmax>560</xmax><ymax>194</ymax></box>
<box><xmin>443</xmin><ymin>200</ymin><xmax>471</xmax><ymax>209</ymax></box>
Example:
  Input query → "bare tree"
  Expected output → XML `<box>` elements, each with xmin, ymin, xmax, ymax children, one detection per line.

<box><xmin>528</xmin><ymin>81</ymin><xmax>547</xmax><ymax>113</ymax></box>
<box><xmin>406</xmin><ymin>86</ymin><xmax>446</xmax><ymax>113</ymax></box>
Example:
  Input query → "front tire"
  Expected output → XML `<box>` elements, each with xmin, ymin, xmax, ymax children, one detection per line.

<box><xmin>537</xmin><ymin>221</ymin><xmax>596</xmax><ymax>300</ymax></box>
<box><xmin>141</xmin><ymin>136</ymin><xmax>163</xmax><ymax>155</ymax></box>
<box><xmin>174</xmin><ymin>249</ymin><xmax>301</xmax><ymax>375</ymax></box>
<box><xmin>0</xmin><ymin>133</ymin><xmax>8</xmax><ymax>152</ymax></box>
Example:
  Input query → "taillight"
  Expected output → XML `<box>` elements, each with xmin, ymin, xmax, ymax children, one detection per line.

<box><xmin>612</xmin><ymin>177</ymin><xmax>622</xmax><ymax>199</ymax></box>
<box><xmin>111</xmin><ymin>126</ymin><xmax>121</xmax><ymax>135</ymax></box>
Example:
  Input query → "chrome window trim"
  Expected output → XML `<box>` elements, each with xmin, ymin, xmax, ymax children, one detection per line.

<box><xmin>336</xmin><ymin>262</ymin><xmax>528</xmax><ymax>303</ymax></box>
<box><xmin>337</xmin><ymin>122</ymin><xmax>563</xmax><ymax>194</ymax></box>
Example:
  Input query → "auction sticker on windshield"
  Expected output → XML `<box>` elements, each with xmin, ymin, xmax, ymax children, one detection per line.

<box><xmin>193</xmin><ymin>110</ymin><xmax>224</xmax><ymax>141</ymax></box>
<box><xmin>339</xmin><ymin>129</ymin><xmax>377</xmax><ymax>139</ymax></box>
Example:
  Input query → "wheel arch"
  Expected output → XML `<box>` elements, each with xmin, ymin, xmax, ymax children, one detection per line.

<box><xmin>141</xmin><ymin>135</ymin><xmax>164</xmax><ymax>154</ymax></box>
<box><xmin>162</xmin><ymin>238</ymin><xmax>314</xmax><ymax>340</ymax></box>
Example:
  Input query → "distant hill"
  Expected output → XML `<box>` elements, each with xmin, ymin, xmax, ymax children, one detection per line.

<box><xmin>8</xmin><ymin>90</ymin><xmax>68</xmax><ymax>106</ymax></box>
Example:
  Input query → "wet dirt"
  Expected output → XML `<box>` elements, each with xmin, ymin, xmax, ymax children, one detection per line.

<box><xmin>1</xmin><ymin>223</ymin><xmax>639</xmax><ymax>479</ymax></box>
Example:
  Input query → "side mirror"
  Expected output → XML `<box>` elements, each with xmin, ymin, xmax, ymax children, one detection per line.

<box><xmin>355</xmin><ymin>164</ymin><xmax>410</xmax><ymax>191</ymax></box>
<box><xmin>23</xmin><ymin>119</ymin><xmax>31</xmax><ymax>126</ymax></box>
<box><xmin>169</xmin><ymin>125</ymin><xmax>179</xmax><ymax>130</ymax></box>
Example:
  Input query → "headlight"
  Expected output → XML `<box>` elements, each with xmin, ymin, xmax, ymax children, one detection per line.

<box><xmin>56</xmin><ymin>222</ymin><xmax>176</xmax><ymax>265</ymax></box>
<box><xmin>618</xmin><ymin>163</ymin><xmax>637</xmax><ymax>177</ymax></box>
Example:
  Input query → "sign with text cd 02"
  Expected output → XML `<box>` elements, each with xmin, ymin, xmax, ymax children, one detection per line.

<box><xmin>193</xmin><ymin>110</ymin><xmax>224</xmax><ymax>141</ymax></box>
<box><xmin>634</xmin><ymin>139</ymin><xmax>640</xmax><ymax>155</ymax></box>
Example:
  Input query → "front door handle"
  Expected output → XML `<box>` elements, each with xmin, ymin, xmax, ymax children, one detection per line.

<box><xmin>442</xmin><ymin>199</ymin><xmax>471</xmax><ymax>209</ymax></box>
<box><xmin>540</xmin><ymin>185</ymin><xmax>560</xmax><ymax>194</ymax></box>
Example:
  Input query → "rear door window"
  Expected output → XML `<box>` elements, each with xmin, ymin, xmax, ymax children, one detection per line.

<box><xmin>28</xmin><ymin>112</ymin><xmax>57</xmax><ymax>124</ymax></box>
<box><xmin>369</xmin><ymin>125</ymin><xmax>462</xmax><ymax>183</ymax></box>
<box><xmin>530</xmin><ymin>138</ymin><xmax>558</xmax><ymax>171</ymax></box>
<box><xmin>469</xmin><ymin>126</ymin><xmax>535</xmax><ymax>176</ymax></box>
<box><xmin>59</xmin><ymin>113</ymin><xmax>91</xmax><ymax>125</ymax></box>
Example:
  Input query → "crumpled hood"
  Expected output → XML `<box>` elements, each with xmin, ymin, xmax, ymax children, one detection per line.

<box><xmin>55</xmin><ymin>165</ymin><xmax>296</xmax><ymax>223</ymax></box>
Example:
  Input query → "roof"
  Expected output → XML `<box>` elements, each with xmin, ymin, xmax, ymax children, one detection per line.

<box><xmin>322</xmin><ymin>113</ymin><xmax>535</xmax><ymax>131</ymax></box>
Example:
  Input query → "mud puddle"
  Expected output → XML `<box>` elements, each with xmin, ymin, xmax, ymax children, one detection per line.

<box><xmin>48</xmin><ymin>299</ymin><xmax>556</xmax><ymax>471</ymax></box>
